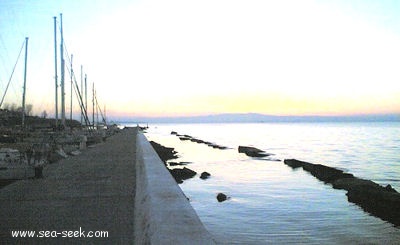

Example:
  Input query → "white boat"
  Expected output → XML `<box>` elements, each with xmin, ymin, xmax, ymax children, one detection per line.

<box><xmin>0</xmin><ymin>148</ymin><xmax>35</xmax><ymax>180</ymax></box>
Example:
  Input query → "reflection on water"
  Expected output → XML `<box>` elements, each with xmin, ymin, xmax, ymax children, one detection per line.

<box><xmin>141</xmin><ymin>122</ymin><xmax>400</xmax><ymax>244</ymax></box>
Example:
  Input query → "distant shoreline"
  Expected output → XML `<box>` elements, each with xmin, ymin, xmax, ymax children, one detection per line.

<box><xmin>116</xmin><ymin>113</ymin><xmax>400</xmax><ymax>124</ymax></box>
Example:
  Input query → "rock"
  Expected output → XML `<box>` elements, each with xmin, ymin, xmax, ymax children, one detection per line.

<box><xmin>346</xmin><ymin>184</ymin><xmax>400</xmax><ymax>226</ymax></box>
<box><xmin>284</xmin><ymin>158</ymin><xmax>400</xmax><ymax>227</ymax></box>
<box><xmin>169</xmin><ymin>161</ymin><xmax>191</xmax><ymax>166</ymax></box>
<box><xmin>238</xmin><ymin>146</ymin><xmax>263</xmax><ymax>153</ymax></box>
<box><xmin>217</xmin><ymin>193</ymin><xmax>228</xmax><ymax>202</ymax></box>
<box><xmin>385</xmin><ymin>184</ymin><xmax>398</xmax><ymax>193</ymax></box>
<box><xmin>176</xmin><ymin>134</ymin><xmax>229</xmax><ymax>150</ymax></box>
<box><xmin>179</xmin><ymin>136</ymin><xmax>191</xmax><ymax>141</ymax></box>
<box><xmin>210</xmin><ymin>144</ymin><xmax>228</xmax><ymax>150</ymax></box>
<box><xmin>190</xmin><ymin>138</ymin><xmax>202</xmax><ymax>143</ymax></box>
<box><xmin>150</xmin><ymin>141</ymin><xmax>178</xmax><ymax>163</ymax></box>
<box><xmin>332</xmin><ymin>177</ymin><xmax>378</xmax><ymax>190</ymax></box>
<box><xmin>308</xmin><ymin>164</ymin><xmax>354</xmax><ymax>183</ymax></box>
<box><xmin>238</xmin><ymin>146</ymin><xmax>270</xmax><ymax>157</ymax></box>
<box><xmin>169</xmin><ymin>167</ymin><xmax>197</xmax><ymax>184</ymax></box>
<box><xmin>284</xmin><ymin>159</ymin><xmax>354</xmax><ymax>183</ymax></box>
<box><xmin>284</xmin><ymin>159</ymin><xmax>304</xmax><ymax>169</ymax></box>
<box><xmin>200</xmin><ymin>172</ymin><xmax>211</xmax><ymax>179</ymax></box>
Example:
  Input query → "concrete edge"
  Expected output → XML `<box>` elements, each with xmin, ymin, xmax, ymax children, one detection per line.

<box><xmin>134</xmin><ymin>131</ymin><xmax>216</xmax><ymax>245</ymax></box>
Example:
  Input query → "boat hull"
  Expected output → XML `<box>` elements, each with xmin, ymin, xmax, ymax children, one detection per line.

<box><xmin>0</xmin><ymin>165</ymin><xmax>35</xmax><ymax>179</ymax></box>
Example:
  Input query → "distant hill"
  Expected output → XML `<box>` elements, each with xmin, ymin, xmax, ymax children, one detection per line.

<box><xmin>117</xmin><ymin>113</ymin><xmax>400</xmax><ymax>124</ymax></box>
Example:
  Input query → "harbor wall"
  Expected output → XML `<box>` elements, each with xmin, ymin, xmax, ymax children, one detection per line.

<box><xmin>134</xmin><ymin>131</ymin><xmax>216</xmax><ymax>245</ymax></box>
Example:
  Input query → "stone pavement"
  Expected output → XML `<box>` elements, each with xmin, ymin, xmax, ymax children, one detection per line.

<box><xmin>0</xmin><ymin>127</ymin><xmax>137</xmax><ymax>244</ymax></box>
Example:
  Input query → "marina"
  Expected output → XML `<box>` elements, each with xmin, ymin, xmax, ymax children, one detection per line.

<box><xmin>1</xmin><ymin>1</ymin><xmax>400</xmax><ymax>244</ymax></box>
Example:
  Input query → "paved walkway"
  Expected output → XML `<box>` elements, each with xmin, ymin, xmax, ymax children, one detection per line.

<box><xmin>0</xmin><ymin>128</ymin><xmax>137</xmax><ymax>244</ymax></box>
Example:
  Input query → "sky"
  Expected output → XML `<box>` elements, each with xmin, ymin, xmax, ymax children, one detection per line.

<box><xmin>1</xmin><ymin>0</ymin><xmax>400</xmax><ymax>120</ymax></box>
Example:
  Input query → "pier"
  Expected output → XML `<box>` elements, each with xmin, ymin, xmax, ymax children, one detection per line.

<box><xmin>0</xmin><ymin>127</ymin><xmax>215</xmax><ymax>244</ymax></box>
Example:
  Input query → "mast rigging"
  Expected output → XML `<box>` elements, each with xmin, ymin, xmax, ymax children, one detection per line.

<box><xmin>21</xmin><ymin>37</ymin><xmax>28</xmax><ymax>128</ymax></box>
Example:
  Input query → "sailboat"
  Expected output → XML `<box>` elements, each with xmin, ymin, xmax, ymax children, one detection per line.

<box><xmin>0</xmin><ymin>37</ymin><xmax>40</xmax><ymax>180</ymax></box>
<box><xmin>0</xmin><ymin>148</ymin><xmax>35</xmax><ymax>179</ymax></box>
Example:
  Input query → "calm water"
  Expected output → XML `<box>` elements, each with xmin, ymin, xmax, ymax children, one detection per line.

<box><xmin>134</xmin><ymin>122</ymin><xmax>400</xmax><ymax>244</ymax></box>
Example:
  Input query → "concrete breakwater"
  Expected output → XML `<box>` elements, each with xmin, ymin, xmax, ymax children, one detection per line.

<box><xmin>0</xmin><ymin>127</ymin><xmax>215</xmax><ymax>244</ymax></box>
<box><xmin>135</xmin><ymin>131</ymin><xmax>216</xmax><ymax>244</ymax></box>
<box><xmin>284</xmin><ymin>159</ymin><xmax>400</xmax><ymax>227</ymax></box>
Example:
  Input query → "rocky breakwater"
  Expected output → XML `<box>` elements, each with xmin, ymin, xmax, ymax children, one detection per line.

<box><xmin>150</xmin><ymin>141</ymin><xmax>199</xmax><ymax>184</ymax></box>
<box><xmin>238</xmin><ymin>146</ymin><xmax>271</xmax><ymax>158</ymax></box>
<box><xmin>171</xmin><ymin>131</ymin><xmax>228</xmax><ymax>150</ymax></box>
<box><xmin>284</xmin><ymin>159</ymin><xmax>400</xmax><ymax>226</ymax></box>
<box><xmin>149</xmin><ymin>141</ymin><xmax>178</xmax><ymax>164</ymax></box>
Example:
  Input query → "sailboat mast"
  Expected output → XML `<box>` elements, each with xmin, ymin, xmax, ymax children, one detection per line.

<box><xmin>92</xmin><ymin>83</ymin><xmax>95</xmax><ymax>127</ymax></box>
<box><xmin>60</xmin><ymin>13</ymin><xmax>66</xmax><ymax>127</ymax></box>
<box><xmin>85</xmin><ymin>74</ymin><xmax>87</xmax><ymax>123</ymax></box>
<box><xmin>80</xmin><ymin>65</ymin><xmax>83</xmax><ymax>124</ymax></box>
<box><xmin>104</xmin><ymin>105</ymin><xmax>106</xmax><ymax>125</ymax></box>
<box><xmin>70</xmin><ymin>54</ymin><xmax>73</xmax><ymax>122</ymax></box>
<box><xmin>96</xmin><ymin>90</ymin><xmax>99</xmax><ymax>126</ymax></box>
<box><xmin>54</xmin><ymin>16</ymin><xmax>58</xmax><ymax>127</ymax></box>
<box><xmin>21</xmin><ymin>37</ymin><xmax>28</xmax><ymax>128</ymax></box>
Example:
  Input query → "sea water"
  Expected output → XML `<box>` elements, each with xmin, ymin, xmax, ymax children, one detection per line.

<box><xmin>133</xmin><ymin>122</ymin><xmax>400</xmax><ymax>244</ymax></box>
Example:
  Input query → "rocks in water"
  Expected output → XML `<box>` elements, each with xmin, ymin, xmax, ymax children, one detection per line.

<box><xmin>190</xmin><ymin>138</ymin><xmax>202</xmax><ymax>143</ymax></box>
<box><xmin>345</xmin><ymin>184</ymin><xmax>400</xmax><ymax>226</ymax></box>
<box><xmin>217</xmin><ymin>193</ymin><xmax>228</xmax><ymax>202</ymax></box>
<box><xmin>178</xmin><ymin>136</ymin><xmax>191</xmax><ymax>141</ymax></box>
<box><xmin>385</xmin><ymin>184</ymin><xmax>398</xmax><ymax>193</ymax></box>
<box><xmin>171</xmin><ymin>131</ymin><xmax>228</xmax><ymax>150</ymax></box>
<box><xmin>150</xmin><ymin>141</ymin><xmax>178</xmax><ymax>163</ymax></box>
<box><xmin>169</xmin><ymin>161</ymin><xmax>191</xmax><ymax>166</ymax></box>
<box><xmin>149</xmin><ymin>140</ymin><xmax>196</xmax><ymax>184</ymax></box>
<box><xmin>238</xmin><ymin>146</ymin><xmax>262</xmax><ymax>153</ymax></box>
<box><xmin>210</xmin><ymin>144</ymin><xmax>228</xmax><ymax>150</ymax></box>
<box><xmin>284</xmin><ymin>158</ymin><xmax>400</xmax><ymax>227</ymax></box>
<box><xmin>331</xmin><ymin>177</ymin><xmax>376</xmax><ymax>190</ymax></box>
<box><xmin>284</xmin><ymin>159</ymin><xmax>304</xmax><ymax>169</ymax></box>
<box><xmin>216</xmin><ymin>192</ymin><xmax>231</xmax><ymax>202</ymax></box>
<box><xmin>169</xmin><ymin>167</ymin><xmax>197</xmax><ymax>184</ymax></box>
<box><xmin>238</xmin><ymin>146</ymin><xmax>270</xmax><ymax>157</ymax></box>
<box><xmin>200</xmin><ymin>171</ymin><xmax>211</xmax><ymax>180</ymax></box>
<box><xmin>284</xmin><ymin>159</ymin><xmax>354</xmax><ymax>184</ymax></box>
<box><xmin>259</xmin><ymin>158</ymin><xmax>281</xmax><ymax>162</ymax></box>
<box><xmin>334</xmin><ymin>177</ymin><xmax>400</xmax><ymax>226</ymax></box>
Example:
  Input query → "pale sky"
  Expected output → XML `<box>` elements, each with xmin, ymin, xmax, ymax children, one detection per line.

<box><xmin>1</xmin><ymin>0</ymin><xmax>400</xmax><ymax>120</ymax></box>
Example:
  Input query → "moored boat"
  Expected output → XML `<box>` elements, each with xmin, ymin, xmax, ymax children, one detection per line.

<box><xmin>0</xmin><ymin>148</ymin><xmax>36</xmax><ymax>179</ymax></box>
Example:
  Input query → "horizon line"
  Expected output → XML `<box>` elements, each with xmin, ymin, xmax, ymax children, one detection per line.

<box><xmin>113</xmin><ymin>112</ymin><xmax>400</xmax><ymax>124</ymax></box>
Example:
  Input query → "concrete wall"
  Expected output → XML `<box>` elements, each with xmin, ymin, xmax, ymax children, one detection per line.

<box><xmin>135</xmin><ymin>131</ymin><xmax>216</xmax><ymax>245</ymax></box>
